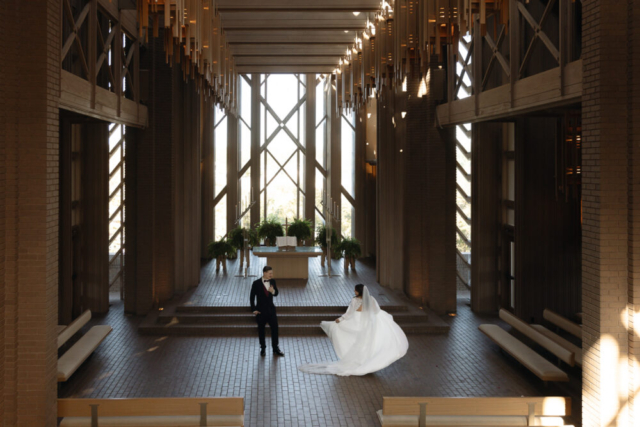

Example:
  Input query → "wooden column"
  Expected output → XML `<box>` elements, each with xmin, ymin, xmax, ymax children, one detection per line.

<box><xmin>470</xmin><ymin>122</ymin><xmax>501</xmax><ymax>313</ymax></box>
<box><xmin>202</xmin><ymin>97</ymin><xmax>215</xmax><ymax>258</ymax></box>
<box><xmin>250</xmin><ymin>74</ymin><xmax>261</xmax><ymax>227</ymax></box>
<box><xmin>327</xmin><ymin>84</ymin><xmax>342</xmax><ymax>234</ymax></box>
<box><xmin>227</xmin><ymin>111</ymin><xmax>239</xmax><ymax>233</ymax></box>
<box><xmin>59</xmin><ymin>120</ymin><xmax>74</xmax><ymax>324</ymax></box>
<box><xmin>305</xmin><ymin>74</ymin><xmax>317</xmax><ymax>229</ymax></box>
<box><xmin>124</xmin><ymin>126</ymin><xmax>139</xmax><ymax>314</ymax></box>
<box><xmin>354</xmin><ymin>104</ymin><xmax>366</xmax><ymax>246</ymax></box>
<box><xmin>83</xmin><ymin>123</ymin><xmax>110</xmax><ymax>313</ymax></box>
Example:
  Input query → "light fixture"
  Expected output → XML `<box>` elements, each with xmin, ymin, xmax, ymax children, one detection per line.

<box><xmin>401</xmin><ymin>112</ymin><xmax>407</xmax><ymax>118</ymax></box>
<box><xmin>402</xmin><ymin>76</ymin><xmax>407</xmax><ymax>92</ymax></box>
<box><xmin>344</xmin><ymin>30</ymin><xmax>349</xmax><ymax>33</ymax></box>
<box><xmin>366</xmin><ymin>142</ymin><xmax>369</xmax><ymax>145</ymax></box>
<box><xmin>353</xmin><ymin>11</ymin><xmax>360</xmax><ymax>16</ymax></box>
<box><xmin>367</xmin><ymin>113</ymin><xmax>372</xmax><ymax>119</ymax></box>
<box><xmin>399</xmin><ymin>149</ymin><xmax>403</xmax><ymax>153</ymax></box>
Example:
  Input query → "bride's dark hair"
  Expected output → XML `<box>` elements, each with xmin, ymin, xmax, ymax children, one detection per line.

<box><xmin>354</xmin><ymin>284</ymin><xmax>365</xmax><ymax>298</ymax></box>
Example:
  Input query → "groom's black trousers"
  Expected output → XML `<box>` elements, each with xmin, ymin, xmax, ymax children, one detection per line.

<box><xmin>256</xmin><ymin>311</ymin><xmax>279</xmax><ymax>349</ymax></box>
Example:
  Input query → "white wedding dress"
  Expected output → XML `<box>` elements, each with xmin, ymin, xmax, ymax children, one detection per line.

<box><xmin>298</xmin><ymin>287</ymin><xmax>409</xmax><ymax>376</ymax></box>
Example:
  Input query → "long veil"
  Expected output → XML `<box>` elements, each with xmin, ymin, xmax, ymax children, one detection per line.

<box><xmin>298</xmin><ymin>286</ymin><xmax>381</xmax><ymax>376</ymax></box>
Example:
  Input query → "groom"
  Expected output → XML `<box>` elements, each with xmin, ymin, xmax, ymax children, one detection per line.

<box><xmin>250</xmin><ymin>266</ymin><xmax>284</xmax><ymax>357</ymax></box>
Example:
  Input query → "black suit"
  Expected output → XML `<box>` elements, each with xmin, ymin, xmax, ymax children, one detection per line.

<box><xmin>250</xmin><ymin>278</ymin><xmax>279</xmax><ymax>349</ymax></box>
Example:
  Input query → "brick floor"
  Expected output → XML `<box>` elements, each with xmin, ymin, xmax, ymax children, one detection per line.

<box><xmin>189</xmin><ymin>255</ymin><xmax>409</xmax><ymax>307</ymax></box>
<box><xmin>58</xmin><ymin>259</ymin><xmax>582</xmax><ymax>426</ymax></box>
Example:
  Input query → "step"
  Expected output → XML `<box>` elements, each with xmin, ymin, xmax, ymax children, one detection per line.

<box><xmin>138</xmin><ymin>322</ymin><xmax>448</xmax><ymax>337</ymax></box>
<box><xmin>175</xmin><ymin>305</ymin><xmax>409</xmax><ymax>314</ymax></box>
<box><xmin>156</xmin><ymin>312</ymin><xmax>430</xmax><ymax>326</ymax></box>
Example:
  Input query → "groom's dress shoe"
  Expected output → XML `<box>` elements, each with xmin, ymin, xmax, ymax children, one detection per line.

<box><xmin>260</xmin><ymin>348</ymin><xmax>266</xmax><ymax>357</ymax></box>
<box><xmin>273</xmin><ymin>348</ymin><xmax>285</xmax><ymax>357</ymax></box>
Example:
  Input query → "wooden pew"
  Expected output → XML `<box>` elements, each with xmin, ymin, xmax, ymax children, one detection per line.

<box><xmin>478</xmin><ymin>325</ymin><xmax>569</xmax><ymax>382</ymax></box>
<box><xmin>543</xmin><ymin>309</ymin><xmax>582</xmax><ymax>340</ymax></box>
<box><xmin>377</xmin><ymin>396</ymin><xmax>572</xmax><ymax>427</ymax></box>
<box><xmin>530</xmin><ymin>324</ymin><xmax>582</xmax><ymax>367</ymax></box>
<box><xmin>57</xmin><ymin>310</ymin><xmax>112</xmax><ymax>382</ymax></box>
<box><xmin>58</xmin><ymin>310</ymin><xmax>92</xmax><ymax>349</ymax></box>
<box><xmin>499</xmin><ymin>309</ymin><xmax>575</xmax><ymax>367</ymax></box>
<box><xmin>58</xmin><ymin>397</ymin><xmax>244</xmax><ymax>426</ymax></box>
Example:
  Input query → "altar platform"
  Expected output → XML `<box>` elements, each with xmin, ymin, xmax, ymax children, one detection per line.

<box><xmin>252</xmin><ymin>246</ymin><xmax>323</xmax><ymax>279</ymax></box>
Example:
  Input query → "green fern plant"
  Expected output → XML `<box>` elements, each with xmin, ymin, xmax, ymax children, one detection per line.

<box><xmin>286</xmin><ymin>218</ymin><xmax>313</xmax><ymax>244</ymax></box>
<box><xmin>256</xmin><ymin>218</ymin><xmax>284</xmax><ymax>246</ymax></box>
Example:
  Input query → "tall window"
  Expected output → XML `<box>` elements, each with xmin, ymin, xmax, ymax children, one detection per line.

<box><xmin>341</xmin><ymin>111</ymin><xmax>356</xmax><ymax>238</ymax></box>
<box><xmin>108</xmin><ymin>123</ymin><xmax>125</xmax><ymax>299</ymax></box>
<box><xmin>238</xmin><ymin>75</ymin><xmax>253</xmax><ymax>229</ymax></box>
<box><xmin>315</xmin><ymin>75</ymin><xmax>329</xmax><ymax>229</ymax></box>
<box><xmin>213</xmin><ymin>105</ymin><xmax>227</xmax><ymax>240</ymax></box>
<box><xmin>455</xmin><ymin>35</ymin><xmax>472</xmax><ymax>290</ymax></box>
<box><xmin>259</xmin><ymin>74</ymin><xmax>307</xmax><ymax>224</ymax></box>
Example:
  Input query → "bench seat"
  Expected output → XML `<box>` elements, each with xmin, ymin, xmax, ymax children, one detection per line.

<box><xmin>59</xmin><ymin>414</ymin><xmax>244</xmax><ymax>426</ymax></box>
<box><xmin>377</xmin><ymin>411</ymin><xmax>531</xmax><ymax>426</ymax></box>
<box><xmin>531</xmin><ymin>324</ymin><xmax>582</xmax><ymax>367</ymax></box>
<box><xmin>499</xmin><ymin>310</ymin><xmax>575</xmax><ymax>367</ymax></box>
<box><xmin>543</xmin><ymin>310</ymin><xmax>581</xmax><ymax>340</ymax></box>
<box><xmin>377</xmin><ymin>396</ymin><xmax>571</xmax><ymax>427</ymax></box>
<box><xmin>58</xmin><ymin>325</ymin><xmax>112</xmax><ymax>382</ymax></box>
<box><xmin>478</xmin><ymin>325</ymin><xmax>568</xmax><ymax>382</ymax></box>
<box><xmin>58</xmin><ymin>310</ymin><xmax>92</xmax><ymax>349</ymax></box>
<box><xmin>58</xmin><ymin>397</ymin><xmax>244</xmax><ymax>427</ymax></box>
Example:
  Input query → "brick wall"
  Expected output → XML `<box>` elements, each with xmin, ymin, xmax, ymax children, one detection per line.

<box><xmin>1</xmin><ymin>1</ymin><xmax>60</xmax><ymax>425</ymax></box>
<box><xmin>581</xmin><ymin>0</ymin><xmax>632</xmax><ymax>425</ymax></box>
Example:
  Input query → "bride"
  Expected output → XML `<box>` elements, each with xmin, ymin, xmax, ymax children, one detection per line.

<box><xmin>298</xmin><ymin>284</ymin><xmax>409</xmax><ymax>376</ymax></box>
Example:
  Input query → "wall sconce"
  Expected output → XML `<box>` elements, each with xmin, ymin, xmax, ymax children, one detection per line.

<box><xmin>401</xmin><ymin>112</ymin><xmax>407</xmax><ymax>118</ymax></box>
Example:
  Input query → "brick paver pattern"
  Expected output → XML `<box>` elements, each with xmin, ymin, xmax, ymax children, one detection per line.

<box><xmin>59</xmin><ymin>257</ymin><xmax>581</xmax><ymax>426</ymax></box>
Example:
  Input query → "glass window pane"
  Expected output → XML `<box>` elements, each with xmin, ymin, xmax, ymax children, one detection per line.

<box><xmin>239</xmin><ymin>168</ymin><xmax>252</xmax><ymax>229</ymax></box>
<box><xmin>214</xmin><ymin>107</ymin><xmax>227</xmax><ymax>197</ymax></box>
<box><xmin>266</xmin><ymin>74</ymin><xmax>298</xmax><ymax>120</ymax></box>
<box><xmin>240</xmin><ymin>76</ymin><xmax>252</xmax><ymax>124</ymax></box>
<box><xmin>215</xmin><ymin>194</ymin><xmax>227</xmax><ymax>241</ymax></box>
<box><xmin>266</xmin><ymin>171</ymin><xmax>297</xmax><ymax>223</ymax></box>
<box><xmin>341</xmin><ymin>114</ymin><xmax>356</xmax><ymax>198</ymax></box>
<box><xmin>240</xmin><ymin>121</ymin><xmax>251</xmax><ymax>169</ymax></box>
<box><xmin>508</xmin><ymin>159</ymin><xmax>515</xmax><ymax>201</ymax></box>
<box><xmin>316</xmin><ymin>75</ymin><xmax>326</xmax><ymax>127</ymax></box>
<box><xmin>316</xmin><ymin>118</ymin><xmax>326</xmax><ymax>168</ymax></box>
<box><xmin>341</xmin><ymin>194</ymin><xmax>354</xmax><ymax>238</ymax></box>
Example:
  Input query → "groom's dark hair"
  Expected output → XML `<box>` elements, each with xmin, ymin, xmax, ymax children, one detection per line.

<box><xmin>263</xmin><ymin>266</ymin><xmax>273</xmax><ymax>273</ymax></box>
<box><xmin>355</xmin><ymin>284</ymin><xmax>364</xmax><ymax>297</ymax></box>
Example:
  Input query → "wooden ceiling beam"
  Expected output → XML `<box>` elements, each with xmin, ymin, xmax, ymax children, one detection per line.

<box><xmin>236</xmin><ymin>65</ymin><xmax>337</xmax><ymax>73</ymax></box>
<box><xmin>226</xmin><ymin>31</ymin><xmax>357</xmax><ymax>44</ymax></box>
<box><xmin>235</xmin><ymin>56</ymin><xmax>341</xmax><ymax>65</ymax></box>
<box><xmin>232</xmin><ymin>45</ymin><xmax>349</xmax><ymax>55</ymax></box>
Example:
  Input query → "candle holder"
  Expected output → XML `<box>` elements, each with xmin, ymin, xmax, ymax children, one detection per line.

<box><xmin>234</xmin><ymin>190</ymin><xmax>257</xmax><ymax>278</ymax></box>
<box><xmin>318</xmin><ymin>191</ymin><xmax>341</xmax><ymax>278</ymax></box>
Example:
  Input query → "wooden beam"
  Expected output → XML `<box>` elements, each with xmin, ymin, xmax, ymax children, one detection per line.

<box><xmin>60</xmin><ymin>70</ymin><xmax>148</xmax><ymax>128</ymax></box>
<box><xmin>232</xmin><ymin>45</ymin><xmax>349</xmax><ymax>55</ymax></box>
<box><xmin>222</xmin><ymin>20</ymin><xmax>367</xmax><ymax>30</ymax></box>
<box><xmin>225</xmin><ymin>31</ymin><xmax>358</xmax><ymax>44</ymax></box>
<box><xmin>235</xmin><ymin>56</ymin><xmax>340</xmax><ymax>65</ymax></box>
<box><xmin>237</xmin><ymin>65</ymin><xmax>337</xmax><ymax>73</ymax></box>
<box><xmin>435</xmin><ymin>60</ymin><xmax>582</xmax><ymax>126</ymax></box>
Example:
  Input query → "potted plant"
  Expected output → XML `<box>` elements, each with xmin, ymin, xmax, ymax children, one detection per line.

<box><xmin>207</xmin><ymin>238</ymin><xmax>234</xmax><ymax>273</ymax></box>
<box><xmin>286</xmin><ymin>218</ymin><xmax>313</xmax><ymax>245</ymax></box>
<box><xmin>315</xmin><ymin>224</ymin><xmax>339</xmax><ymax>266</ymax></box>
<box><xmin>229</xmin><ymin>227</ymin><xmax>259</xmax><ymax>267</ymax></box>
<box><xmin>337</xmin><ymin>237</ymin><xmax>361</xmax><ymax>270</ymax></box>
<box><xmin>256</xmin><ymin>218</ymin><xmax>284</xmax><ymax>246</ymax></box>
